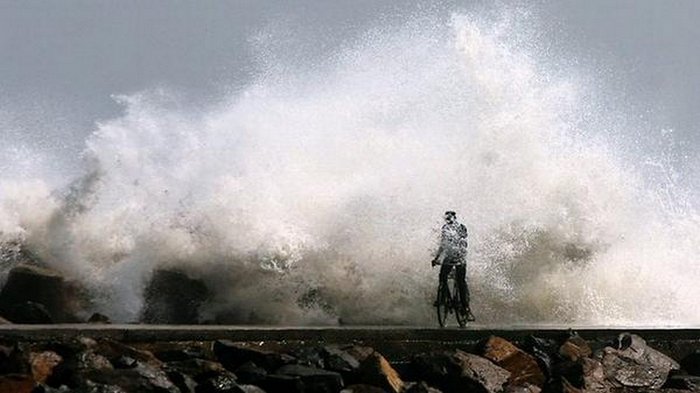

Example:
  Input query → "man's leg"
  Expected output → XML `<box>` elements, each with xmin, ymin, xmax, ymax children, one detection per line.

<box><xmin>455</xmin><ymin>264</ymin><xmax>468</xmax><ymax>311</ymax></box>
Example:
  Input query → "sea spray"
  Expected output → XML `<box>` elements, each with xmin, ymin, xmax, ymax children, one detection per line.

<box><xmin>0</xmin><ymin>7</ymin><xmax>698</xmax><ymax>325</ymax></box>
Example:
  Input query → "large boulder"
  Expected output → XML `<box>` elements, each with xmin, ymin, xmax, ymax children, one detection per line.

<box><xmin>0</xmin><ymin>264</ymin><xmax>81</xmax><ymax>322</ymax></box>
<box><xmin>595</xmin><ymin>333</ymin><xmax>680</xmax><ymax>390</ymax></box>
<box><xmin>141</xmin><ymin>269</ymin><xmax>209</xmax><ymax>324</ymax></box>
<box><xmin>411</xmin><ymin>350</ymin><xmax>510</xmax><ymax>393</ymax></box>
<box><xmin>483</xmin><ymin>336</ymin><xmax>546</xmax><ymax>388</ymax></box>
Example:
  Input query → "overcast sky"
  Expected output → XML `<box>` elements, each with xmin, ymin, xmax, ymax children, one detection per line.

<box><xmin>1</xmin><ymin>0</ymin><xmax>699</xmax><ymax>167</ymax></box>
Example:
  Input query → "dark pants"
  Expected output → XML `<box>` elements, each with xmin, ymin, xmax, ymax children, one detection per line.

<box><xmin>439</xmin><ymin>262</ymin><xmax>470</xmax><ymax>311</ymax></box>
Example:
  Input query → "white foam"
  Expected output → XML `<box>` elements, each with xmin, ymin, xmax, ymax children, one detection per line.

<box><xmin>1</xmin><ymin>8</ymin><xmax>698</xmax><ymax>325</ymax></box>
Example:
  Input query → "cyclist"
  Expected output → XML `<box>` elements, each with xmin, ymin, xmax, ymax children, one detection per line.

<box><xmin>432</xmin><ymin>211</ymin><xmax>475</xmax><ymax>321</ymax></box>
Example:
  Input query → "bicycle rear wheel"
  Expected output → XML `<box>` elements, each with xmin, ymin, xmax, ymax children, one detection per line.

<box><xmin>436</xmin><ymin>282</ymin><xmax>450</xmax><ymax>328</ymax></box>
<box><xmin>454</xmin><ymin>294</ymin><xmax>467</xmax><ymax>328</ymax></box>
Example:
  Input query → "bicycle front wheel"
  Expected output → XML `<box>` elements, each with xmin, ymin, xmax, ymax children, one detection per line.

<box><xmin>436</xmin><ymin>282</ymin><xmax>450</xmax><ymax>328</ymax></box>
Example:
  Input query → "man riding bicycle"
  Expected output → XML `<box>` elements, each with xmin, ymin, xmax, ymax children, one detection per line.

<box><xmin>432</xmin><ymin>211</ymin><xmax>475</xmax><ymax>321</ymax></box>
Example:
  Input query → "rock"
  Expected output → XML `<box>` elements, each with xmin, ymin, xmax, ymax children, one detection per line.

<box><xmin>358</xmin><ymin>352</ymin><xmax>403</xmax><ymax>393</ymax></box>
<box><xmin>238</xmin><ymin>385</ymin><xmax>266</xmax><ymax>393</ymax></box>
<box><xmin>141</xmin><ymin>269</ymin><xmax>209</xmax><ymax>324</ymax></box>
<box><xmin>597</xmin><ymin>333</ymin><xmax>680</xmax><ymax>389</ymax></box>
<box><xmin>234</xmin><ymin>362</ymin><xmax>268</xmax><ymax>385</ymax></box>
<box><xmin>0</xmin><ymin>374</ymin><xmax>34</xmax><ymax>393</ymax></box>
<box><xmin>87</xmin><ymin>313</ymin><xmax>111</xmax><ymax>324</ymax></box>
<box><xmin>82</xmin><ymin>362</ymin><xmax>179</xmax><ymax>393</ymax></box>
<box><xmin>290</xmin><ymin>346</ymin><xmax>326</xmax><ymax>369</ymax></box>
<box><xmin>195</xmin><ymin>373</ymin><xmax>244</xmax><ymax>393</ymax></box>
<box><xmin>663</xmin><ymin>371</ymin><xmax>700</xmax><ymax>391</ymax></box>
<box><xmin>579</xmin><ymin>358</ymin><xmax>609</xmax><ymax>392</ymax></box>
<box><xmin>483</xmin><ymin>336</ymin><xmax>546</xmax><ymax>388</ymax></box>
<box><xmin>324</xmin><ymin>345</ymin><xmax>361</xmax><ymax>374</ymax></box>
<box><xmin>7</xmin><ymin>301</ymin><xmax>53</xmax><ymax>324</ymax></box>
<box><xmin>165</xmin><ymin>358</ymin><xmax>231</xmax><ymax>382</ymax></box>
<box><xmin>559</xmin><ymin>335</ymin><xmax>592</xmax><ymax>362</ymax></box>
<box><xmin>343</xmin><ymin>346</ymin><xmax>376</xmax><ymax>363</ymax></box>
<box><xmin>155</xmin><ymin>347</ymin><xmax>208</xmax><ymax>362</ymax></box>
<box><xmin>411</xmin><ymin>350</ymin><xmax>510</xmax><ymax>393</ymax></box>
<box><xmin>276</xmin><ymin>364</ymin><xmax>344</xmax><ymax>393</ymax></box>
<box><xmin>213</xmin><ymin>340</ymin><xmax>295</xmax><ymax>371</ymax></box>
<box><xmin>339</xmin><ymin>384</ymin><xmax>387</xmax><ymax>393</ymax></box>
<box><xmin>71</xmin><ymin>381</ymin><xmax>128</xmax><ymax>393</ymax></box>
<box><xmin>0</xmin><ymin>264</ymin><xmax>81</xmax><ymax>322</ymax></box>
<box><xmin>0</xmin><ymin>343</ymin><xmax>30</xmax><ymax>375</ymax></box>
<box><xmin>505</xmin><ymin>383</ymin><xmax>541</xmax><ymax>393</ymax></box>
<box><xmin>95</xmin><ymin>339</ymin><xmax>162</xmax><ymax>367</ymax></box>
<box><xmin>523</xmin><ymin>336</ymin><xmax>557</xmax><ymax>383</ymax></box>
<box><xmin>165</xmin><ymin>370</ymin><xmax>197</xmax><ymax>393</ymax></box>
<box><xmin>258</xmin><ymin>374</ymin><xmax>304</xmax><ymax>393</ymax></box>
<box><xmin>111</xmin><ymin>356</ymin><xmax>137</xmax><ymax>369</ymax></box>
<box><xmin>681</xmin><ymin>351</ymin><xmax>700</xmax><ymax>376</ymax></box>
<box><xmin>404</xmin><ymin>381</ymin><xmax>443</xmax><ymax>393</ymax></box>
<box><xmin>30</xmin><ymin>351</ymin><xmax>63</xmax><ymax>384</ymax></box>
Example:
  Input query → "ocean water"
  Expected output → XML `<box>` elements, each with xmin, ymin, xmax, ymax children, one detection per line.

<box><xmin>0</xmin><ymin>7</ymin><xmax>698</xmax><ymax>325</ymax></box>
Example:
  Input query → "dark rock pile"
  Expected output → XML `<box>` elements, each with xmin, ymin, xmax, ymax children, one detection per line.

<box><xmin>0</xmin><ymin>332</ymin><xmax>697</xmax><ymax>392</ymax></box>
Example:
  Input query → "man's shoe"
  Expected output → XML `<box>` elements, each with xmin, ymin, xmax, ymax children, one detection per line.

<box><xmin>466</xmin><ymin>309</ymin><xmax>476</xmax><ymax>322</ymax></box>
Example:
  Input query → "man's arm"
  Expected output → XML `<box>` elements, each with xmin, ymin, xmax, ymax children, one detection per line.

<box><xmin>432</xmin><ymin>225</ymin><xmax>447</xmax><ymax>266</ymax></box>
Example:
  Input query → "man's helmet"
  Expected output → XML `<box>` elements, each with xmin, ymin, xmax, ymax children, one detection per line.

<box><xmin>444</xmin><ymin>210</ymin><xmax>456</xmax><ymax>218</ymax></box>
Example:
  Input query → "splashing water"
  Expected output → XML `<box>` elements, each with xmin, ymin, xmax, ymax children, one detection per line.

<box><xmin>1</xmin><ymin>8</ymin><xmax>698</xmax><ymax>325</ymax></box>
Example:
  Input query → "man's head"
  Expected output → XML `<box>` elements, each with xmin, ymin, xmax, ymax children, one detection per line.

<box><xmin>444</xmin><ymin>210</ymin><xmax>457</xmax><ymax>224</ymax></box>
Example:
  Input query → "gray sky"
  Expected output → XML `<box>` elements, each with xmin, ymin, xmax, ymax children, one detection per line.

<box><xmin>1</xmin><ymin>0</ymin><xmax>699</xmax><ymax>168</ymax></box>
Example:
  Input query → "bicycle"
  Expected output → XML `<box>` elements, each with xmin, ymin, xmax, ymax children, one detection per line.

<box><xmin>434</xmin><ymin>262</ymin><xmax>469</xmax><ymax>328</ymax></box>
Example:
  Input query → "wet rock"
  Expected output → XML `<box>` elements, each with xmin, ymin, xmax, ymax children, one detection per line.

<box><xmin>404</xmin><ymin>381</ymin><xmax>443</xmax><ymax>393</ymax></box>
<box><xmin>165</xmin><ymin>358</ymin><xmax>231</xmax><ymax>382</ymax></box>
<box><xmin>195</xmin><ymin>373</ymin><xmax>243</xmax><ymax>393</ymax></box>
<box><xmin>0</xmin><ymin>343</ymin><xmax>30</xmax><ymax>374</ymax></box>
<box><xmin>339</xmin><ymin>384</ymin><xmax>387</xmax><ymax>393</ymax></box>
<box><xmin>276</xmin><ymin>364</ymin><xmax>344</xmax><ymax>393</ymax></box>
<box><xmin>0</xmin><ymin>374</ymin><xmax>35</xmax><ymax>393</ymax></box>
<box><xmin>155</xmin><ymin>347</ymin><xmax>208</xmax><ymax>362</ymax></box>
<box><xmin>82</xmin><ymin>362</ymin><xmax>179</xmax><ymax>393</ymax></box>
<box><xmin>523</xmin><ymin>336</ymin><xmax>557</xmax><ymax>383</ymax></box>
<box><xmin>290</xmin><ymin>346</ymin><xmax>326</xmax><ymax>369</ymax></box>
<box><xmin>411</xmin><ymin>349</ymin><xmax>510</xmax><ymax>393</ymax></box>
<box><xmin>87</xmin><ymin>313</ymin><xmax>111</xmax><ymax>324</ymax></box>
<box><xmin>7</xmin><ymin>300</ymin><xmax>53</xmax><ymax>324</ymax></box>
<box><xmin>358</xmin><ymin>352</ymin><xmax>403</xmax><ymax>393</ymax></box>
<box><xmin>234</xmin><ymin>361</ymin><xmax>268</xmax><ymax>385</ymax></box>
<box><xmin>681</xmin><ymin>351</ymin><xmax>700</xmax><ymax>376</ymax></box>
<box><xmin>213</xmin><ymin>340</ymin><xmax>294</xmax><ymax>371</ymax></box>
<box><xmin>258</xmin><ymin>373</ymin><xmax>304</xmax><ymax>393</ymax></box>
<box><xmin>483</xmin><ymin>336</ymin><xmax>545</xmax><ymax>388</ymax></box>
<box><xmin>663</xmin><ymin>371</ymin><xmax>700</xmax><ymax>391</ymax></box>
<box><xmin>578</xmin><ymin>357</ymin><xmax>613</xmax><ymax>392</ymax></box>
<box><xmin>597</xmin><ymin>333</ymin><xmax>679</xmax><ymax>389</ymax></box>
<box><xmin>324</xmin><ymin>345</ymin><xmax>361</xmax><ymax>373</ymax></box>
<box><xmin>165</xmin><ymin>370</ymin><xmax>197</xmax><ymax>393</ymax></box>
<box><xmin>559</xmin><ymin>335</ymin><xmax>592</xmax><ymax>362</ymax></box>
<box><xmin>141</xmin><ymin>269</ymin><xmax>209</xmax><ymax>324</ymax></box>
<box><xmin>71</xmin><ymin>381</ymin><xmax>128</xmax><ymax>393</ymax></box>
<box><xmin>95</xmin><ymin>339</ymin><xmax>162</xmax><ymax>367</ymax></box>
<box><xmin>238</xmin><ymin>385</ymin><xmax>266</xmax><ymax>393</ymax></box>
<box><xmin>505</xmin><ymin>383</ymin><xmax>541</xmax><ymax>393</ymax></box>
<box><xmin>30</xmin><ymin>351</ymin><xmax>63</xmax><ymax>384</ymax></box>
<box><xmin>0</xmin><ymin>264</ymin><xmax>80</xmax><ymax>322</ymax></box>
<box><xmin>110</xmin><ymin>355</ymin><xmax>137</xmax><ymax>369</ymax></box>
